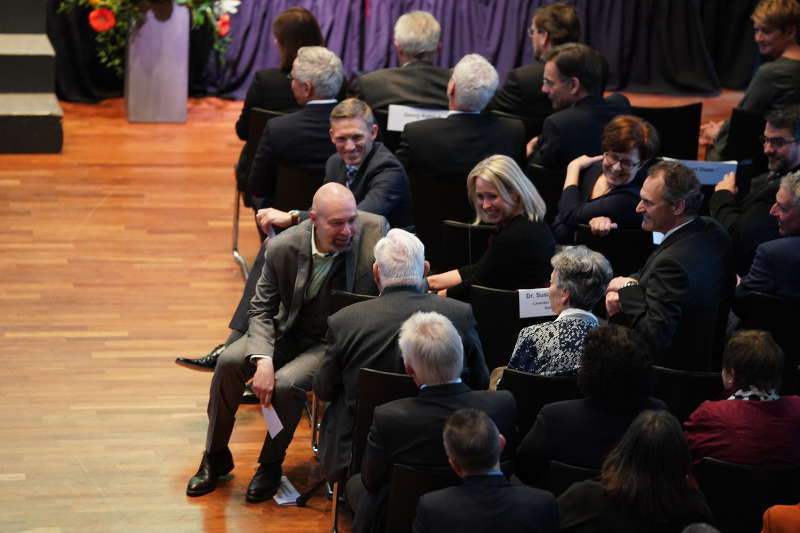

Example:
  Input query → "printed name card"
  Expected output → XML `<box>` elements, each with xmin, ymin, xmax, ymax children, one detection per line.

<box><xmin>663</xmin><ymin>158</ymin><xmax>738</xmax><ymax>185</ymax></box>
<box><xmin>386</xmin><ymin>104</ymin><xmax>450</xmax><ymax>132</ymax></box>
<box><xmin>518</xmin><ymin>288</ymin><xmax>556</xmax><ymax>318</ymax></box>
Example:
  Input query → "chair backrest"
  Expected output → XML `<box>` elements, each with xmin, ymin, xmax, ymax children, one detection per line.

<box><xmin>328</xmin><ymin>290</ymin><xmax>375</xmax><ymax>316</ymax></box>
<box><xmin>272</xmin><ymin>165</ymin><xmax>324</xmax><ymax>212</ymax></box>
<box><xmin>527</xmin><ymin>164</ymin><xmax>565</xmax><ymax>225</ymax></box>
<box><xmin>438</xmin><ymin>220</ymin><xmax>497</xmax><ymax>272</ymax></box>
<box><xmin>721</xmin><ymin>107</ymin><xmax>768</xmax><ymax>174</ymax></box>
<box><xmin>236</xmin><ymin>108</ymin><xmax>287</xmax><ymax>195</ymax></box>
<box><xmin>575</xmin><ymin>224</ymin><xmax>655</xmax><ymax>277</ymax></box>
<box><xmin>736</xmin><ymin>291</ymin><xmax>800</xmax><ymax>395</ymax></box>
<box><xmin>543</xmin><ymin>460</ymin><xmax>599</xmax><ymax>497</ymax></box>
<box><xmin>373</xmin><ymin>108</ymin><xmax>403</xmax><ymax>154</ymax></box>
<box><xmin>631</xmin><ymin>103</ymin><xmax>702</xmax><ymax>160</ymax></box>
<box><xmin>652</xmin><ymin>365</ymin><xmax>723</xmax><ymax>422</ymax></box>
<box><xmin>694</xmin><ymin>457</ymin><xmax>800</xmax><ymax>533</ymax></box>
<box><xmin>385</xmin><ymin>463</ymin><xmax>461</xmax><ymax>533</ymax></box>
<box><xmin>490</xmin><ymin>109</ymin><xmax>543</xmax><ymax>140</ymax></box>
<box><xmin>497</xmin><ymin>368</ymin><xmax>581</xmax><ymax>437</ymax></box>
<box><xmin>469</xmin><ymin>285</ymin><xmax>553</xmax><ymax>372</ymax></box>
<box><xmin>350</xmin><ymin>369</ymin><xmax>418</xmax><ymax>477</ymax></box>
<box><xmin>408</xmin><ymin>169</ymin><xmax>475</xmax><ymax>268</ymax></box>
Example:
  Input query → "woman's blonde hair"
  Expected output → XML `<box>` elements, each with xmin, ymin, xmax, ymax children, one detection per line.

<box><xmin>466</xmin><ymin>155</ymin><xmax>546</xmax><ymax>223</ymax></box>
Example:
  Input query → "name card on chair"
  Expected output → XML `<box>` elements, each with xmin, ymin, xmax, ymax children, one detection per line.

<box><xmin>664</xmin><ymin>158</ymin><xmax>738</xmax><ymax>185</ymax></box>
<box><xmin>386</xmin><ymin>104</ymin><xmax>450</xmax><ymax>132</ymax></box>
<box><xmin>518</xmin><ymin>288</ymin><xmax>556</xmax><ymax>318</ymax></box>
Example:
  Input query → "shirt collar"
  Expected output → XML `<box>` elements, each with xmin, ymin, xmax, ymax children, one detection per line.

<box><xmin>420</xmin><ymin>378</ymin><xmax>462</xmax><ymax>390</ymax></box>
<box><xmin>447</xmin><ymin>110</ymin><xmax>480</xmax><ymax>116</ymax></box>
<box><xmin>556</xmin><ymin>307</ymin><xmax>598</xmax><ymax>323</ymax></box>
<box><xmin>310</xmin><ymin>225</ymin><xmax>339</xmax><ymax>258</ymax></box>
<box><xmin>307</xmin><ymin>99</ymin><xmax>337</xmax><ymax>105</ymax></box>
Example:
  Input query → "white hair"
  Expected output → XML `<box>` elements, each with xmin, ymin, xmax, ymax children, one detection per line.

<box><xmin>451</xmin><ymin>54</ymin><xmax>499</xmax><ymax>112</ymax></box>
<box><xmin>294</xmin><ymin>46</ymin><xmax>344</xmax><ymax>99</ymax></box>
<box><xmin>781</xmin><ymin>170</ymin><xmax>800</xmax><ymax>209</ymax></box>
<box><xmin>393</xmin><ymin>11</ymin><xmax>441</xmax><ymax>59</ymax></box>
<box><xmin>399</xmin><ymin>312</ymin><xmax>463</xmax><ymax>385</ymax></box>
<box><xmin>373</xmin><ymin>229</ymin><xmax>425</xmax><ymax>288</ymax></box>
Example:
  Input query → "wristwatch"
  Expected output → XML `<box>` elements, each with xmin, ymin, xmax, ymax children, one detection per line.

<box><xmin>289</xmin><ymin>209</ymin><xmax>301</xmax><ymax>226</ymax></box>
<box><xmin>623</xmin><ymin>280</ymin><xmax>639</xmax><ymax>288</ymax></box>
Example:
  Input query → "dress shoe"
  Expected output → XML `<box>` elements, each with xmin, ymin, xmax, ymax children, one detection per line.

<box><xmin>240</xmin><ymin>383</ymin><xmax>259</xmax><ymax>405</ymax></box>
<box><xmin>246</xmin><ymin>462</ymin><xmax>282</xmax><ymax>502</ymax></box>
<box><xmin>175</xmin><ymin>344</ymin><xmax>225</xmax><ymax>372</ymax></box>
<box><xmin>186</xmin><ymin>449</ymin><xmax>234</xmax><ymax>497</ymax></box>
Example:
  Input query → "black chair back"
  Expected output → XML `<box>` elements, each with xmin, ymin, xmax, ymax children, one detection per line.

<box><xmin>527</xmin><ymin>164</ymin><xmax>564</xmax><ymax>225</ymax></box>
<box><xmin>329</xmin><ymin>290</ymin><xmax>375</xmax><ymax>316</ymax></box>
<box><xmin>497</xmin><ymin>368</ymin><xmax>581</xmax><ymax>438</ymax></box>
<box><xmin>438</xmin><ymin>220</ymin><xmax>497</xmax><ymax>272</ymax></box>
<box><xmin>490</xmin><ymin>109</ymin><xmax>543</xmax><ymax>141</ymax></box>
<box><xmin>273</xmin><ymin>165</ymin><xmax>324</xmax><ymax>212</ymax></box>
<box><xmin>237</xmin><ymin>108</ymin><xmax>286</xmax><ymax>200</ymax></box>
<box><xmin>574</xmin><ymin>224</ymin><xmax>655</xmax><ymax>277</ymax></box>
<box><xmin>652</xmin><ymin>365</ymin><xmax>723</xmax><ymax>422</ymax></box>
<box><xmin>631</xmin><ymin>103</ymin><xmax>702</xmax><ymax>160</ymax></box>
<box><xmin>694</xmin><ymin>457</ymin><xmax>800</xmax><ymax>533</ymax></box>
<box><xmin>373</xmin><ymin>108</ymin><xmax>403</xmax><ymax>154</ymax></box>
<box><xmin>543</xmin><ymin>460</ymin><xmax>599</xmax><ymax>497</ymax></box>
<box><xmin>721</xmin><ymin>107</ymin><xmax>768</xmax><ymax>174</ymax></box>
<box><xmin>736</xmin><ymin>292</ymin><xmax>800</xmax><ymax>394</ymax></box>
<box><xmin>469</xmin><ymin>285</ymin><xmax>554</xmax><ymax>372</ymax></box>
<box><xmin>350</xmin><ymin>369</ymin><xmax>418</xmax><ymax>477</ymax></box>
<box><xmin>385</xmin><ymin>464</ymin><xmax>461</xmax><ymax>533</ymax></box>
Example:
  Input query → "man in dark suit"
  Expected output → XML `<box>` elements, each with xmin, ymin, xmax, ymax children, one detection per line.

<box><xmin>528</xmin><ymin>43</ymin><xmax>630</xmax><ymax>172</ymax></box>
<box><xmin>488</xmin><ymin>2</ymin><xmax>580</xmax><ymax>137</ymax></box>
<box><xmin>710</xmin><ymin>107</ymin><xmax>800</xmax><ymax>275</ymax></box>
<box><xmin>246</xmin><ymin>46</ymin><xmax>343</xmax><ymax>208</ymax></box>
<box><xmin>414</xmin><ymin>409</ymin><xmax>558</xmax><ymax>533</ymax></box>
<box><xmin>606</xmin><ymin>161</ymin><xmax>735</xmax><ymax>370</ymax></box>
<box><xmin>349</xmin><ymin>10</ymin><xmax>450</xmax><ymax>112</ymax></box>
<box><xmin>348</xmin><ymin>311</ymin><xmax>516</xmax><ymax>533</ymax></box>
<box><xmin>736</xmin><ymin>172</ymin><xmax>800</xmax><ymax>305</ymax></box>
<box><xmin>313</xmin><ymin>229</ymin><xmax>489</xmax><ymax>482</ymax></box>
<box><xmin>396</xmin><ymin>53</ymin><xmax>527</xmax><ymax>176</ymax></box>
<box><xmin>185</xmin><ymin>184</ymin><xmax>388</xmax><ymax>502</ymax></box>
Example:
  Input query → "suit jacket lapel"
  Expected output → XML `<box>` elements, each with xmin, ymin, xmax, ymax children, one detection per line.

<box><xmin>345</xmin><ymin>218</ymin><xmax>362</xmax><ymax>291</ymax></box>
<box><xmin>288</xmin><ymin>224</ymin><xmax>313</xmax><ymax>326</ymax></box>
<box><xmin>637</xmin><ymin>218</ymin><xmax>701</xmax><ymax>278</ymax></box>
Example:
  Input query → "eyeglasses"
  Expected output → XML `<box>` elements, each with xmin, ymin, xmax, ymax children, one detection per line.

<box><xmin>286</xmin><ymin>72</ymin><xmax>294</xmax><ymax>81</ymax></box>
<box><xmin>603</xmin><ymin>152</ymin><xmax>640</xmax><ymax>171</ymax></box>
<box><xmin>759</xmin><ymin>135</ymin><xmax>798</xmax><ymax>148</ymax></box>
<box><xmin>527</xmin><ymin>26</ymin><xmax>536</xmax><ymax>38</ymax></box>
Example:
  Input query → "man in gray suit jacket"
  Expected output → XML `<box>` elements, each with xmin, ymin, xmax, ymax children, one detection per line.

<box><xmin>185</xmin><ymin>183</ymin><xmax>388</xmax><ymax>502</ymax></box>
<box><xmin>313</xmin><ymin>229</ymin><xmax>489</xmax><ymax>482</ymax></box>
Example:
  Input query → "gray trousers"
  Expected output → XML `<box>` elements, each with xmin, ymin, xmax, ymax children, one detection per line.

<box><xmin>205</xmin><ymin>332</ymin><xmax>325</xmax><ymax>464</ymax></box>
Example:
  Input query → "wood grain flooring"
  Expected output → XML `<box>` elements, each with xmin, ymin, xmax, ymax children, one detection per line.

<box><xmin>0</xmin><ymin>91</ymin><xmax>739</xmax><ymax>533</ymax></box>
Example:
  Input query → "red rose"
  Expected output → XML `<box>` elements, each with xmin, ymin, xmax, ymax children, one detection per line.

<box><xmin>218</xmin><ymin>13</ymin><xmax>230</xmax><ymax>37</ymax></box>
<box><xmin>89</xmin><ymin>8</ymin><xmax>116</xmax><ymax>32</ymax></box>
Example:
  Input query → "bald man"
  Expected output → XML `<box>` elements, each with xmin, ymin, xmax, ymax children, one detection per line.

<box><xmin>186</xmin><ymin>183</ymin><xmax>389</xmax><ymax>503</ymax></box>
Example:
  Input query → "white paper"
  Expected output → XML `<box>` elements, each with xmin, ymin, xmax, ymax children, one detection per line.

<box><xmin>661</xmin><ymin>157</ymin><xmax>738</xmax><ymax>185</ymax></box>
<box><xmin>518</xmin><ymin>288</ymin><xmax>556</xmax><ymax>318</ymax></box>
<box><xmin>273</xmin><ymin>476</ymin><xmax>301</xmax><ymax>505</ymax></box>
<box><xmin>261</xmin><ymin>405</ymin><xmax>284</xmax><ymax>438</ymax></box>
<box><xmin>386</xmin><ymin>104</ymin><xmax>450</xmax><ymax>132</ymax></box>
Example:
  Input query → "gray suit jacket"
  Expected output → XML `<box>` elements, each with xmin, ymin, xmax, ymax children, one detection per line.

<box><xmin>244</xmin><ymin>211</ymin><xmax>388</xmax><ymax>357</ymax></box>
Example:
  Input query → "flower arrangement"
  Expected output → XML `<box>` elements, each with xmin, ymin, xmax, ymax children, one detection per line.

<box><xmin>58</xmin><ymin>0</ymin><xmax>240</xmax><ymax>76</ymax></box>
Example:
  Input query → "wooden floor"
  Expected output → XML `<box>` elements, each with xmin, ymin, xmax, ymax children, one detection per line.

<box><xmin>0</xmin><ymin>90</ymin><xmax>740</xmax><ymax>533</ymax></box>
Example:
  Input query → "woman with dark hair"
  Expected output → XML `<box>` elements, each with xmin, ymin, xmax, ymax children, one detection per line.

<box><xmin>558</xmin><ymin>410</ymin><xmax>713</xmax><ymax>532</ymax></box>
<box><xmin>552</xmin><ymin>115</ymin><xmax>659</xmax><ymax>244</ymax></box>
<box><xmin>684</xmin><ymin>330</ymin><xmax>800</xmax><ymax>465</ymax></box>
<box><xmin>515</xmin><ymin>324</ymin><xmax>665</xmax><ymax>486</ymax></box>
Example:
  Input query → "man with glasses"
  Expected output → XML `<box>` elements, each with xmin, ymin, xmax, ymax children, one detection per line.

<box><xmin>710</xmin><ymin>107</ymin><xmax>800</xmax><ymax>275</ymax></box>
<box><xmin>527</xmin><ymin>43</ymin><xmax>630</xmax><ymax>172</ymax></box>
<box><xmin>488</xmin><ymin>3</ymin><xmax>580</xmax><ymax>130</ymax></box>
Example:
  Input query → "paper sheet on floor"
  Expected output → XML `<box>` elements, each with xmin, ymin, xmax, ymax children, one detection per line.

<box><xmin>273</xmin><ymin>476</ymin><xmax>300</xmax><ymax>505</ymax></box>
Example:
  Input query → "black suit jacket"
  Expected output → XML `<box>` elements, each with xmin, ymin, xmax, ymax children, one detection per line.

<box><xmin>396</xmin><ymin>112</ymin><xmax>527</xmax><ymax>176</ymax></box>
<box><xmin>349</xmin><ymin>60</ymin><xmax>450</xmax><ymax>112</ymax></box>
<box><xmin>247</xmin><ymin>101</ymin><xmax>337</xmax><ymax>206</ymax></box>
<box><xmin>413</xmin><ymin>474</ymin><xmax>559</xmax><ymax>533</ymax></box>
<box><xmin>531</xmin><ymin>94</ymin><xmax>631</xmax><ymax>171</ymax></box>
<box><xmin>488</xmin><ymin>64</ymin><xmax>553</xmax><ymax>134</ymax></box>
<box><xmin>361</xmin><ymin>383</ymin><xmax>516</xmax><ymax>492</ymax></box>
<box><xmin>614</xmin><ymin>217</ymin><xmax>735</xmax><ymax>370</ymax></box>
<box><xmin>325</xmin><ymin>142</ymin><xmax>413</xmax><ymax>229</ymax></box>
<box><xmin>314</xmin><ymin>285</ymin><xmax>490</xmax><ymax>481</ymax></box>
<box><xmin>235</xmin><ymin>68</ymin><xmax>298</xmax><ymax>141</ymax></box>
<box><xmin>515</xmin><ymin>397</ymin><xmax>666</xmax><ymax>486</ymax></box>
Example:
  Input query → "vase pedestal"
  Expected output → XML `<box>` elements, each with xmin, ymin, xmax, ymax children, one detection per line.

<box><xmin>124</xmin><ymin>3</ymin><xmax>189</xmax><ymax>123</ymax></box>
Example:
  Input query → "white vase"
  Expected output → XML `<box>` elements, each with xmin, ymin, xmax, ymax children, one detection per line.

<box><xmin>124</xmin><ymin>2</ymin><xmax>189</xmax><ymax>123</ymax></box>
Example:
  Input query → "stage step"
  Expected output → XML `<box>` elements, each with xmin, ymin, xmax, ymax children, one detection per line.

<box><xmin>0</xmin><ymin>0</ymin><xmax>46</xmax><ymax>33</ymax></box>
<box><xmin>0</xmin><ymin>93</ymin><xmax>63</xmax><ymax>153</ymax></box>
<box><xmin>0</xmin><ymin>34</ymin><xmax>55</xmax><ymax>93</ymax></box>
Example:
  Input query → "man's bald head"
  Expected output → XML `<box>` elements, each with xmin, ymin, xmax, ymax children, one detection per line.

<box><xmin>309</xmin><ymin>183</ymin><xmax>359</xmax><ymax>253</ymax></box>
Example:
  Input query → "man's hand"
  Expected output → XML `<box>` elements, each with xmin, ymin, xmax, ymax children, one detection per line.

<box><xmin>699</xmin><ymin>120</ymin><xmax>723</xmax><ymax>147</ymax></box>
<box><xmin>526</xmin><ymin>136</ymin><xmax>539</xmax><ymax>158</ymax></box>
<box><xmin>605</xmin><ymin>290</ymin><xmax>622</xmax><ymax>316</ymax></box>
<box><xmin>714</xmin><ymin>171</ymin><xmax>737</xmax><ymax>194</ymax></box>
<box><xmin>252</xmin><ymin>357</ymin><xmax>276</xmax><ymax>407</ymax></box>
<box><xmin>588</xmin><ymin>216</ymin><xmax>618</xmax><ymax>237</ymax></box>
<box><xmin>256</xmin><ymin>208</ymin><xmax>292</xmax><ymax>235</ymax></box>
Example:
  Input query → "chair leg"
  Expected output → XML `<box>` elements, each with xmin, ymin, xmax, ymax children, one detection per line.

<box><xmin>311</xmin><ymin>392</ymin><xmax>323</xmax><ymax>455</ymax></box>
<box><xmin>232</xmin><ymin>188</ymin><xmax>249</xmax><ymax>280</ymax></box>
<box><xmin>330</xmin><ymin>480</ymin><xmax>340</xmax><ymax>533</ymax></box>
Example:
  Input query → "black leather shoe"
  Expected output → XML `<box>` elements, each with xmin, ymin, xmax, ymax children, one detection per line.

<box><xmin>175</xmin><ymin>344</ymin><xmax>225</xmax><ymax>372</ymax></box>
<box><xmin>246</xmin><ymin>462</ymin><xmax>282</xmax><ymax>502</ymax></box>
<box><xmin>240</xmin><ymin>383</ymin><xmax>259</xmax><ymax>404</ymax></box>
<box><xmin>186</xmin><ymin>449</ymin><xmax>234</xmax><ymax>497</ymax></box>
